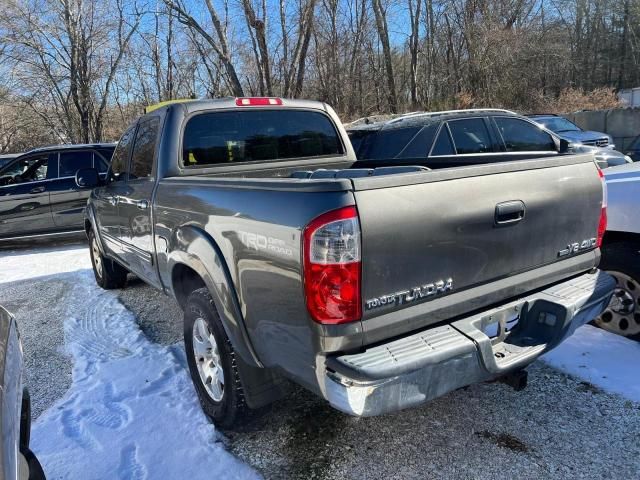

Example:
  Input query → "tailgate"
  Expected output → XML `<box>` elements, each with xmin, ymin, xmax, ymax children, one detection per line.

<box><xmin>353</xmin><ymin>155</ymin><xmax>604</xmax><ymax>322</ymax></box>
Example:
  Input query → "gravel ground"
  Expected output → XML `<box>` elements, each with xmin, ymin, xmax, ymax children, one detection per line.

<box><xmin>3</xmin><ymin>242</ymin><xmax>639</xmax><ymax>478</ymax></box>
<box><xmin>0</xmin><ymin>276</ymin><xmax>73</xmax><ymax>419</ymax></box>
<box><xmin>117</xmin><ymin>276</ymin><xmax>183</xmax><ymax>345</ymax></box>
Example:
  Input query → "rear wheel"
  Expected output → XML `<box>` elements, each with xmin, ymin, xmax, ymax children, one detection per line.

<box><xmin>89</xmin><ymin>230</ymin><xmax>128</xmax><ymax>290</ymax></box>
<box><xmin>184</xmin><ymin>288</ymin><xmax>247</xmax><ymax>429</ymax></box>
<box><xmin>594</xmin><ymin>241</ymin><xmax>640</xmax><ymax>339</ymax></box>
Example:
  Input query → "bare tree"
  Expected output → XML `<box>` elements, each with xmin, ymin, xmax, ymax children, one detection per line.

<box><xmin>2</xmin><ymin>0</ymin><xmax>140</xmax><ymax>142</ymax></box>
<box><xmin>164</xmin><ymin>0</ymin><xmax>244</xmax><ymax>96</ymax></box>
<box><xmin>371</xmin><ymin>0</ymin><xmax>398</xmax><ymax>112</ymax></box>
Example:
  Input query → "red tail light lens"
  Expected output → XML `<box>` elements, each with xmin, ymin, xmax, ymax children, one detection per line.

<box><xmin>597</xmin><ymin>207</ymin><xmax>607</xmax><ymax>248</ymax></box>
<box><xmin>303</xmin><ymin>206</ymin><xmax>361</xmax><ymax>324</ymax></box>
<box><xmin>235</xmin><ymin>97</ymin><xmax>283</xmax><ymax>106</ymax></box>
<box><xmin>596</xmin><ymin>168</ymin><xmax>607</xmax><ymax>248</ymax></box>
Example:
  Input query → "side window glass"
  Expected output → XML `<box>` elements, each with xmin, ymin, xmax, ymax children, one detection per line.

<box><xmin>494</xmin><ymin>117</ymin><xmax>557</xmax><ymax>152</ymax></box>
<box><xmin>448</xmin><ymin>119</ymin><xmax>493</xmax><ymax>154</ymax></box>
<box><xmin>129</xmin><ymin>117</ymin><xmax>160</xmax><ymax>180</ymax></box>
<box><xmin>12</xmin><ymin>155</ymin><xmax>49</xmax><ymax>183</ymax></box>
<box><xmin>93</xmin><ymin>153</ymin><xmax>109</xmax><ymax>173</ymax></box>
<box><xmin>397</xmin><ymin>124</ymin><xmax>438</xmax><ymax>159</ymax></box>
<box><xmin>95</xmin><ymin>148</ymin><xmax>115</xmax><ymax>173</ymax></box>
<box><xmin>109</xmin><ymin>125</ymin><xmax>136</xmax><ymax>182</ymax></box>
<box><xmin>59</xmin><ymin>150</ymin><xmax>93</xmax><ymax>177</ymax></box>
<box><xmin>431</xmin><ymin>126</ymin><xmax>456</xmax><ymax>156</ymax></box>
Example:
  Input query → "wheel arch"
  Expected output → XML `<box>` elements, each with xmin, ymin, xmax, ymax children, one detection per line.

<box><xmin>166</xmin><ymin>225</ymin><xmax>262</xmax><ymax>368</ymax></box>
<box><xmin>84</xmin><ymin>204</ymin><xmax>106</xmax><ymax>254</ymax></box>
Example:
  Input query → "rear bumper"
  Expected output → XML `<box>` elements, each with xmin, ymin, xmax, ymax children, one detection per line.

<box><xmin>322</xmin><ymin>270</ymin><xmax>615</xmax><ymax>417</ymax></box>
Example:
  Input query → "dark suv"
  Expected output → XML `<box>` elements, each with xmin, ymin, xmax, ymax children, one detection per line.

<box><xmin>347</xmin><ymin>109</ymin><xmax>569</xmax><ymax>169</ymax></box>
<box><xmin>528</xmin><ymin>114</ymin><xmax>613</xmax><ymax>149</ymax></box>
<box><xmin>0</xmin><ymin>144</ymin><xmax>115</xmax><ymax>241</ymax></box>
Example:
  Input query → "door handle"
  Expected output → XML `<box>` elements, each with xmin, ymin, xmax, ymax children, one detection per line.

<box><xmin>29</xmin><ymin>186</ymin><xmax>45</xmax><ymax>194</ymax></box>
<box><xmin>495</xmin><ymin>200</ymin><xmax>525</xmax><ymax>226</ymax></box>
<box><xmin>117</xmin><ymin>196</ymin><xmax>149</xmax><ymax>210</ymax></box>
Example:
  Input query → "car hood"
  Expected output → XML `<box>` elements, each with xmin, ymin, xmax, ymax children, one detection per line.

<box><xmin>559</xmin><ymin>130</ymin><xmax>609</xmax><ymax>142</ymax></box>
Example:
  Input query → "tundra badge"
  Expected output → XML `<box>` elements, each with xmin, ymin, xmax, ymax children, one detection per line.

<box><xmin>366</xmin><ymin>279</ymin><xmax>453</xmax><ymax>310</ymax></box>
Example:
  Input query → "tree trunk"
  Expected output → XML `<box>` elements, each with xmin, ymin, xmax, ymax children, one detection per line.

<box><xmin>371</xmin><ymin>0</ymin><xmax>397</xmax><ymax>113</ymax></box>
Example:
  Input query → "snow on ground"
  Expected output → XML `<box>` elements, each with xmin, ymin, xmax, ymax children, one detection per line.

<box><xmin>0</xmin><ymin>245</ymin><xmax>90</xmax><ymax>284</ymax></box>
<box><xmin>542</xmin><ymin>324</ymin><xmax>640</xmax><ymax>402</ymax></box>
<box><xmin>1</xmin><ymin>247</ymin><xmax>258</xmax><ymax>480</ymax></box>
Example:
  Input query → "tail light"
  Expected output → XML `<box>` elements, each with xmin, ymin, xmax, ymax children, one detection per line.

<box><xmin>303</xmin><ymin>206</ymin><xmax>361</xmax><ymax>324</ymax></box>
<box><xmin>235</xmin><ymin>97</ymin><xmax>283</xmax><ymax>106</ymax></box>
<box><xmin>596</xmin><ymin>168</ymin><xmax>607</xmax><ymax>248</ymax></box>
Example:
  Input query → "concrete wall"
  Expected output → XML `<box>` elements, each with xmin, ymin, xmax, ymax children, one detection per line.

<box><xmin>564</xmin><ymin>108</ymin><xmax>640</xmax><ymax>151</ymax></box>
<box><xmin>619</xmin><ymin>88</ymin><xmax>640</xmax><ymax>107</ymax></box>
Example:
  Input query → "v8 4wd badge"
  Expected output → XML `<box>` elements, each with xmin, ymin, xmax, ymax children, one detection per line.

<box><xmin>558</xmin><ymin>238</ymin><xmax>597</xmax><ymax>257</ymax></box>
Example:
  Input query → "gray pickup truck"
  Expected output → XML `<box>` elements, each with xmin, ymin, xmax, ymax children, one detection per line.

<box><xmin>79</xmin><ymin>98</ymin><xmax>614</xmax><ymax>428</ymax></box>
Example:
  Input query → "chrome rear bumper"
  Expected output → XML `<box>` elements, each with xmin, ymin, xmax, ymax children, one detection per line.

<box><xmin>323</xmin><ymin>270</ymin><xmax>615</xmax><ymax>417</ymax></box>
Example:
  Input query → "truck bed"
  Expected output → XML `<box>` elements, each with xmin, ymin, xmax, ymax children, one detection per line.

<box><xmin>157</xmin><ymin>153</ymin><xmax>603</xmax><ymax>355</ymax></box>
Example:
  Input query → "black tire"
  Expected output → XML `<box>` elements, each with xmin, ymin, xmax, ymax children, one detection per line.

<box><xmin>19</xmin><ymin>388</ymin><xmax>30</xmax><ymax>452</ymax></box>
<box><xmin>594</xmin><ymin>241</ymin><xmax>640</xmax><ymax>340</ymax></box>
<box><xmin>88</xmin><ymin>229</ymin><xmax>128</xmax><ymax>290</ymax></box>
<box><xmin>22</xmin><ymin>447</ymin><xmax>46</xmax><ymax>480</ymax></box>
<box><xmin>184</xmin><ymin>288</ymin><xmax>247</xmax><ymax>429</ymax></box>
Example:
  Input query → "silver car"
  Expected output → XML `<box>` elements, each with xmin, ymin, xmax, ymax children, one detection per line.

<box><xmin>0</xmin><ymin>306</ymin><xmax>45</xmax><ymax>480</ymax></box>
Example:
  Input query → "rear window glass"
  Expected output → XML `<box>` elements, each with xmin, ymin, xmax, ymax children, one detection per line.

<box><xmin>357</xmin><ymin>127</ymin><xmax>421</xmax><ymax>159</ymax></box>
<box><xmin>448</xmin><ymin>118</ymin><xmax>493</xmax><ymax>154</ymax></box>
<box><xmin>348</xmin><ymin>129</ymin><xmax>378</xmax><ymax>156</ymax></box>
<box><xmin>183</xmin><ymin>110</ymin><xmax>343</xmax><ymax>166</ymax></box>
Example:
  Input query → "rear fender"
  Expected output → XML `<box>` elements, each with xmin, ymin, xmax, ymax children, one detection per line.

<box><xmin>167</xmin><ymin>225</ymin><xmax>262</xmax><ymax>367</ymax></box>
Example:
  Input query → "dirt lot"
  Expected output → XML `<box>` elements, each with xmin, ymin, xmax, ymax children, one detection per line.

<box><xmin>2</xmin><ymin>241</ymin><xmax>639</xmax><ymax>479</ymax></box>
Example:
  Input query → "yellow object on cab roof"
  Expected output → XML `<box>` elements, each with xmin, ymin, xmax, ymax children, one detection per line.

<box><xmin>145</xmin><ymin>99</ymin><xmax>197</xmax><ymax>114</ymax></box>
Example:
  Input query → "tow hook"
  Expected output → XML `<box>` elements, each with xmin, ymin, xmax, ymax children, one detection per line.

<box><xmin>499</xmin><ymin>369</ymin><xmax>528</xmax><ymax>391</ymax></box>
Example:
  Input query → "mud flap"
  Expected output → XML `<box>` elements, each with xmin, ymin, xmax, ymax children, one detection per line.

<box><xmin>235</xmin><ymin>355</ymin><xmax>292</xmax><ymax>409</ymax></box>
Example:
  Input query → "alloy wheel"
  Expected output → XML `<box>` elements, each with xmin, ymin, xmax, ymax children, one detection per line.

<box><xmin>192</xmin><ymin>317</ymin><xmax>225</xmax><ymax>402</ymax></box>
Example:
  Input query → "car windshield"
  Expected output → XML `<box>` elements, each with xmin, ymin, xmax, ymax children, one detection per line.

<box><xmin>536</xmin><ymin>117</ymin><xmax>581</xmax><ymax>133</ymax></box>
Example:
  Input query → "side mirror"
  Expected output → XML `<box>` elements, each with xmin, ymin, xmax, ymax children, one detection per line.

<box><xmin>75</xmin><ymin>168</ymin><xmax>99</xmax><ymax>189</ymax></box>
<box><xmin>559</xmin><ymin>138</ymin><xmax>570</xmax><ymax>153</ymax></box>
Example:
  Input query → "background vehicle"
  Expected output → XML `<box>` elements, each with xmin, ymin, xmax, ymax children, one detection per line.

<box><xmin>0</xmin><ymin>144</ymin><xmax>115</xmax><ymax>241</ymax></box>
<box><xmin>624</xmin><ymin>135</ymin><xmax>640</xmax><ymax>162</ymax></box>
<box><xmin>572</xmin><ymin>144</ymin><xmax>633</xmax><ymax>169</ymax></box>
<box><xmin>595</xmin><ymin>162</ymin><xmax>640</xmax><ymax>339</ymax></box>
<box><xmin>0</xmin><ymin>154</ymin><xmax>22</xmax><ymax>170</ymax></box>
<box><xmin>0</xmin><ymin>306</ymin><xmax>46</xmax><ymax>480</ymax></box>
<box><xmin>348</xmin><ymin>109</ymin><xmax>572</xmax><ymax>168</ymax></box>
<box><xmin>528</xmin><ymin>113</ymin><xmax>614</xmax><ymax>148</ymax></box>
<box><xmin>81</xmin><ymin>98</ymin><xmax>613</xmax><ymax>428</ymax></box>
